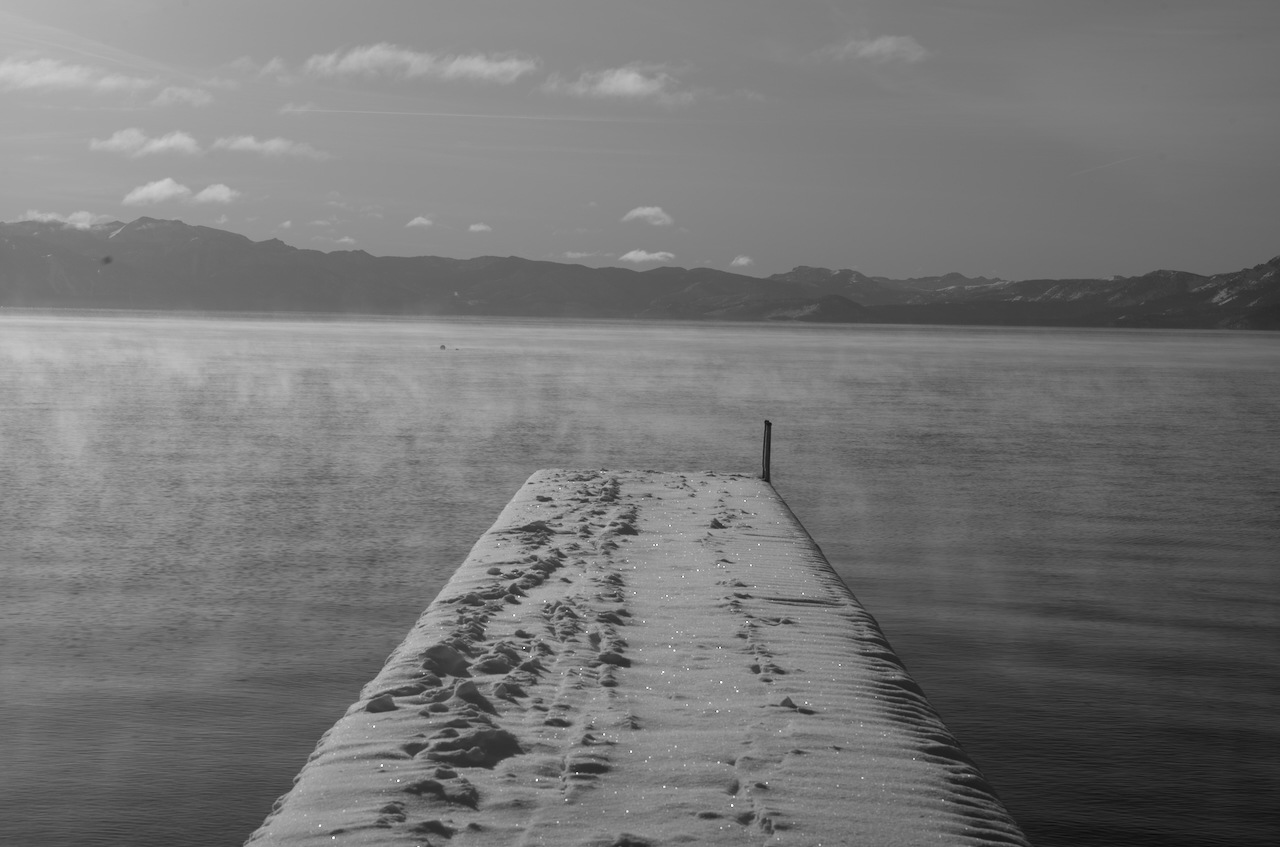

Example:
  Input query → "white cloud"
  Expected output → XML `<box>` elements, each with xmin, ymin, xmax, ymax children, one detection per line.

<box><xmin>0</xmin><ymin>57</ymin><xmax>156</xmax><ymax>93</ymax></box>
<box><xmin>310</xmin><ymin>234</ymin><xmax>356</xmax><ymax>247</ymax></box>
<box><xmin>213</xmin><ymin>214</ymin><xmax>229</xmax><ymax>225</ymax></box>
<box><xmin>152</xmin><ymin>86</ymin><xmax>213</xmax><ymax>107</ymax></box>
<box><xmin>90</xmin><ymin>128</ymin><xmax>202</xmax><ymax>157</ymax></box>
<box><xmin>308</xmin><ymin>220</ymin><xmax>332</xmax><ymax>227</ymax></box>
<box><xmin>323</xmin><ymin>194</ymin><xmax>379</xmax><ymax>216</ymax></box>
<box><xmin>621</xmin><ymin>206</ymin><xmax>674</xmax><ymax>226</ymax></box>
<box><xmin>562</xmin><ymin>251</ymin><xmax>616</xmax><ymax>260</ymax></box>
<box><xmin>193</xmin><ymin>184</ymin><xmax>239</xmax><ymax>204</ymax></box>
<box><xmin>620</xmin><ymin>249</ymin><xmax>675</xmax><ymax>263</ymax></box>
<box><xmin>122</xmin><ymin>178</ymin><xmax>192</xmax><ymax>205</ymax></box>
<box><xmin>279</xmin><ymin>220</ymin><xmax>292</xmax><ymax>229</ymax></box>
<box><xmin>17</xmin><ymin>209</ymin><xmax>112</xmax><ymax>229</ymax></box>
<box><xmin>280</xmin><ymin>101</ymin><xmax>319</xmax><ymax>113</ymax></box>
<box><xmin>819</xmin><ymin>35</ymin><xmax>927</xmax><ymax>63</ymax></box>
<box><xmin>542</xmin><ymin>64</ymin><xmax>695</xmax><ymax>106</ymax></box>
<box><xmin>259</xmin><ymin>58</ymin><xmax>288</xmax><ymax>77</ymax></box>
<box><xmin>231</xmin><ymin>56</ymin><xmax>289</xmax><ymax>78</ymax></box>
<box><xmin>406</xmin><ymin>216</ymin><xmax>433</xmax><ymax>228</ymax></box>
<box><xmin>93</xmin><ymin>127</ymin><xmax>153</xmax><ymax>154</ymax></box>
<box><xmin>212</xmin><ymin>135</ymin><xmax>331</xmax><ymax>160</ymax></box>
<box><xmin>438</xmin><ymin>54</ymin><xmax>540</xmax><ymax>83</ymax></box>
<box><xmin>730</xmin><ymin>255</ymin><xmax>754</xmax><ymax>268</ymax></box>
<box><xmin>469</xmin><ymin>223</ymin><xmax>492</xmax><ymax>232</ymax></box>
<box><xmin>144</xmin><ymin>131</ymin><xmax>201</xmax><ymax>154</ymax></box>
<box><xmin>303</xmin><ymin>43</ymin><xmax>538</xmax><ymax>84</ymax></box>
<box><xmin>121</xmin><ymin>179</ymin><xmax>239</xmax><ymax>205</ymax></box>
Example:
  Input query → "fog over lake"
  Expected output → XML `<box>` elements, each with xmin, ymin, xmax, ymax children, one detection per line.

<box><xmin>0</xmin><ymin>314</ymin><xmax>1276</xmax><ymax>846</ymax></box>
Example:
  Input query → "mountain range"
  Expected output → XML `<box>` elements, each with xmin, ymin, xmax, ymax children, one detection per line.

<box><xmin>2</xmin><ymin>217</ymin><xmax>1277</xmax><ymax>329</ymax></box>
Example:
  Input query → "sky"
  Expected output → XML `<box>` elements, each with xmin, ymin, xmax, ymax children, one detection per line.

<box><xmin>2</xmin><ymin>0</ymin><xmax>1278</xmax><ymax>280</ymax></box>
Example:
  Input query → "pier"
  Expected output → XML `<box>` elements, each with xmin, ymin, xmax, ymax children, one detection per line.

<box><xmin>247</xmin><ymin>469</ymin><xmax>1028</xmax><ymax>846</ymax></box>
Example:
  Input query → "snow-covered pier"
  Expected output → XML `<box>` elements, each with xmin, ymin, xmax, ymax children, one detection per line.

<box><xmin>247</xmin><ymin>469</ymin><xmax>1028</xmax><ymax>846</ymax></box>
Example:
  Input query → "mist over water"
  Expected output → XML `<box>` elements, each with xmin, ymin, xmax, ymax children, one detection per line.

<box><xmin>1</xmin><ymin>313</ymin><xmax>1276</xmax><ymax>847</ymax></box>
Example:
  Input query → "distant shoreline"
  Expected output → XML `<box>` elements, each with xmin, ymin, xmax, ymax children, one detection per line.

<box><xmin>5</xmin><ymin>306</ymin><xmax>1272</xmax><ymax>337</ymax></box>
<box><xmin>4</xmin><ymin>217</ymin><xmax>1277</xmax><ymax>329</ymax></box>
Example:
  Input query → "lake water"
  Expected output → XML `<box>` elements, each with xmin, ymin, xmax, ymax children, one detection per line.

<box><xmin>0</xmin><ymin>313</ymin><xmax>1276</xmax><ymax>847</ymax></box>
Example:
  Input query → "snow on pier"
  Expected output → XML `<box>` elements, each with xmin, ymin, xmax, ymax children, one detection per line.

<box><xmin>247</xmin><ymin>469</ymin><xmax>1028</xmax><ymax>846</ymax></box>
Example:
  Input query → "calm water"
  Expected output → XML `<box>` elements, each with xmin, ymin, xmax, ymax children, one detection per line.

<box><xmin>1</xmin><ymin>314</ymin><xmax>1276</xmax><ymax>847</ymax></box>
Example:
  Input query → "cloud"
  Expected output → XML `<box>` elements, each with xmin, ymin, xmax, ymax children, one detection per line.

<box><xmin>213</xmin><ymin>214</ymin><xmax>229</xmax><ymax>225</ymax></box>
<box><xmin>562</xmin><ymin>251</ymin><xmax>616</xmax><ymax>260</ymax></box>
<box><xmin>620</xmin><ymin>249</ymin><xmax>675</xmax><ymax>264</ymax></box>
<box><xmin>152</xmin><ymin>86</ymin><xmax>213</xmax><ymax>107</ymax></box>
<box><xmin>17</xmin><ymin>209</ymin><xmax>112</xmax><ymax>229</ymax></box>
<box><xmin>230</xmin><ymin>56</ymin><xmax>288</xmax><ymax>78</ymax></box>
<box><xmin>212</xmin><ymin>135</ymin><xmax>331</xmax><ymax>160</ymax></box>
<box><xmin>542</xmin><ymin>64</ymin><xmax>696</xmax><ymax>106</ymax></box>
<box><xmin>0</xmin><ymin>57</ymin><xmax>156</xmax><ymax>93</ymax></box>
<box><xmin>193</xmin><ymin>184</ymin><xmax>239</xmax><ymax>204</ymax></box>
<box><xmin>730</xmin><ymin>255</ymin><xmax>754</xmax><ymax>268</ymax></box>
<box><xmin>280</xmin><ymin>101</ymin><xmax>319</xmax><ymax>113</ymax></box>
<box><xmin>438</xmin><ymin>54</ymin><xmax>540</xmax><ymax>83</ymax></box>
<box><xmin>335</xmin><ymin>236</ymin><xmax>356</xmax><ymax>245</ymax></box>
<box><xmin>302</xmin><ymin>43</ymin><xmax>538</xmax><ymax>84</ymax></box>
<box><xmin>259</xmin><ymin>58</ymin><xmax>288</xmax><ymax>77</ymax></box>
<box><xmin>279</xmin><ymin>220</ymin><xmax>292</xmax><ymax>229</ymax></box>
<box><xmin>321</xmin><ymin>193</ymin><xmax>380</xmax><ymax>218</ymax></box>
<box><xmin>469</xmin><ymin>223</ymin><xmax>492</xmax><ymax>232</ymax></box>
<box><xmin>121</xmin><ymin>179</ymin><xmax>239</xmax><ymax>205</ymax></box>
<box><xmin>308</xmin><ymin>219</ymin><xmax>332</xmax><ymax>227</ymax></box>
<box><xmin>90</xmin><ymin>128</ymin><xmax>201</xmax><ymax>157</ymax></box>
<box><xmin>819</xmin><ymin>35</ymin><xmax>927</xmax><ymax>63</ymax></box>
<box><xmin>405</xmin><ymin>216</ymin><xmax>433</xmax><ymax>228</ymax></box>
<box><xmin>621</xmin><ymin>206</ymin><xmax>674</xmax><ymax>226</ymax></box>
<box><xmin>122</xmin><ymin>178</ymin><xmax>192</xmax><ymax>205</ymax></box>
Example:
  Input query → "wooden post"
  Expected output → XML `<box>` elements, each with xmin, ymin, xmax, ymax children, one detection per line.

<box><xmin>761</xmin><ymin>420</ymin><xmax>772</xmax><ymax>482</ymax></box>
